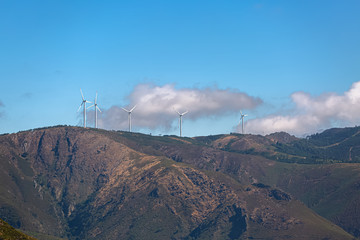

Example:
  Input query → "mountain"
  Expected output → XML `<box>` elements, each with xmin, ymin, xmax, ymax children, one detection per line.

<box><xmin>0</xmin><ymin>126</ymin><xmax>358</xmax><ymax>239</ymax></box>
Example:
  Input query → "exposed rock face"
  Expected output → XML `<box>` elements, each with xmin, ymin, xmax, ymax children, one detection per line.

<box><xmin>0</xmin><ymin>126</ymin><xmax>357</xmax><ymax>239</ymax></box>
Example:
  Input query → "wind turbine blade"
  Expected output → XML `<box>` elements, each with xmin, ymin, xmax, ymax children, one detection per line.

<box><xmin>95</xmin><ymin>92</ymin><xmax>98</xmax><ymax>104</ymax></box>
<box><xmin>122</xmin><ymin>107</ymin><xmax>130</xmax><ymax>112</ymax></box>
<box><xmin>130</xmin><ymin>105</ymin><xmax>137</xmax><ymax>112</ymax></box>
<box><xmin>174</xmin><ymin>108</ymin><xmax>181</xmax><ymax>115</ymax></box>
<box><xmin>80</xmin><ymin>89</ymin><xmax>85</xmax><ymax>101</ymax></box>
<box><xmin>77</xmin><ymin>103</ymin><xmax>83</xmax><ymax>112</ymax></box>
<box><xmin>86</xmin><ymin>100</ymin><xmax>91</xmax><ymax>103</ymax></box>
<box><xmin>182</xmin><ymin>111</ymin><xmax>188</xmax><ymax>115</ymax></box>
<box><xmin>97</xmin><ymin>106</ymin><xmax>102</xmax><ymax>112</ymax></box>
<box><xmin>87</xmin><ymin>104</ymin><xmax>95</xmax><ymax>109</ymax></box>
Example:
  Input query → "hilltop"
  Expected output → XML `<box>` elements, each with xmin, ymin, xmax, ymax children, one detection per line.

<box><xmin>0</xmin><ymin>126</ymin><xmax>359</xmax><ymax>239</ymax></box>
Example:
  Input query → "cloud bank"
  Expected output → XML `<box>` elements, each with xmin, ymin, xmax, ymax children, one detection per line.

<box><xmin>246</xmin><ymin>81</ymin><xmax>360</xmax><ymax>136</ymax></box>
<box><xmin>95</xmin><ymin>83</ymin><xmax>262</xmax><ymax>131</ymax></box>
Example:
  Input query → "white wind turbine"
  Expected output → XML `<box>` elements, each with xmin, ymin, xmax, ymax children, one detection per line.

<box><xmin>240</xmin><ymin>111</ymin><xmax>248</xmax><ymax>134</ymax></box>
<box><xmin>175</xmin><ymin>109</ymin><xmax>188</xmax><ymax>137</ymax></box>
<box><xmin>88</xmin><ymin>92</ymin><xmax>101</xmax><ymax>128</ymax></box>
<box><xmin>122</xmin><ymin>105</ymin><xmax>137</xmax><ymax>132</ymax></box>
<box><xmin>77</xmin><ymin>89</ymin><xmax>91</xmax><ymax>128</ymax></box>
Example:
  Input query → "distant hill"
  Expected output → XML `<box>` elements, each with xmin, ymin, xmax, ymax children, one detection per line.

<box><xmin>0</xmin><ymin>126</ymin><xmax>359</xmax><ymax>239</ymax></box>
<box><xmin>272</xmin><ymin>126</ymin><xmax>360</xmax><ymax>163</ymax></box>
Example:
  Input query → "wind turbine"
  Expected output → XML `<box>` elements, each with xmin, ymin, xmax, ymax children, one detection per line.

<box><xmin>122</xmin><ymin>105</ymin><xmax>137</xmax><ymax>132</ymax></box>
<box><xmin>240</xmin><ymin>111</ymin><xmax>248</xmax><ymax>134</ymax></box>
<box><xmin>88</xmin><ymin>92</ymin><xmax>101</xmax><ymax>128</ymax></box>
<box><xmin>175</xmin><ymin>109</ymin><xmax>188</xmax><ymax>137</ymax></box>
<box><xmin>77</xmin><ymin>89</ymin><xmax>91</xmax><ymax>128</ymax></box>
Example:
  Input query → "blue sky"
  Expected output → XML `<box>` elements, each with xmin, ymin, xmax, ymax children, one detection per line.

<box><xmin>1</xmin><ymin>1</ymin><xmax>360</xmax><ymax>136</ymax></box>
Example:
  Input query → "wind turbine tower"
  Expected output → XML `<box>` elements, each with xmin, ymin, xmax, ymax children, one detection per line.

<box><xmin>122</xmin><ymin>105</ymin><xmax>137</xmax><ymax>132</ymax></box>
<box><xmin>78</xmin><ymin>89</ymin><xmax>91</xmax><ymax>128</ymax></box>
<box><xmin>175</xmin><ymin>109</ymin><xmax>188</xmax><ymax>137</ymax></box>
<box><xmin>88</xmin><ymin>92</ymin><xmax>101</xmax><ymax>128</ymax></box>
<box><xmin>240</xmin><ymin>111</ymin><xmax>248</xmax><ymax>134</ymax></box>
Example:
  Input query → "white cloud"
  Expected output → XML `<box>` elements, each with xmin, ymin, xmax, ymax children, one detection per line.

<box><xmin>95</xmin><ymin>83</ymin><xmax>262</xmax><ymax>131</ymax></box>
<box><xmin>246</xmin><ymin>81</ymin><xmax>360</xmax><ymax>136</ymax></box>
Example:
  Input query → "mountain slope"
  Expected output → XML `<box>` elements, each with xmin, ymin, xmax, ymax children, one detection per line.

<box><xmin>115</xmin><ymin>129</ymin><xmax>360</xmax><ymax>238</ymax></box>
<box><xmin>0</xmin><ymin>126</ymin><xmax>357</xmax><ymax>239</ymax></box>
<box><xmin>0</xmin><ymin>218</ymin><xmax>36</xmax><ymax>240</ymax></box>
<box><xmin>191</xmin><ymin>130</ymin><xmax>360</xmax><ymax>237</ymax></box>
<box><xmin>273</xmin><ymin>127</ymin><xmax>360</xmax><ymax>163</ymax></box>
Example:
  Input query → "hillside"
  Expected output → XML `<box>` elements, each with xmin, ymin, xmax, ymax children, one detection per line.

<box><xmin>271</xmin><ymin>127</ymin><xmax>360</xmax><ymax>163</ymax></box>
<box><xmin>0</xmin><ymin>218</ymin><xmax>36</xmax><ymax>240</ymax></box>
<box><xmin>0</xmin><ymin>126</ymin><xmax>358</xmax><ymax>239</ymax></box>
<box><xmin>193</xmin><ymin>129</ymin><xmax>360</xmax><ymax>237</ymax></box>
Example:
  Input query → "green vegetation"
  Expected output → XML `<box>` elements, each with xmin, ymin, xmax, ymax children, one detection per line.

<box><xmin>206</xmin><ymin>127</ymin><xmax>360</xmax><ymax>164</ymax></box>
<box><xmin>272</xmin><ymin>127</ymin><xmax>360</xmax><ymax>163</ymax></box>
<box><xmin>0</xmin><ymin>218</ymin><xmax>36</xmax><ymax>240</ymax></box>
<box><xmin>308</xmin><ymin>127</ymin><xmax>360</xmax><ymax>146</ymax></box>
